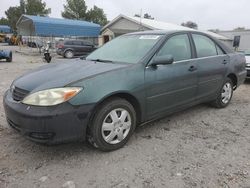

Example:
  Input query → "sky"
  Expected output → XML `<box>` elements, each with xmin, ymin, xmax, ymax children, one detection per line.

<box><xmin>1</xmin><ymin>0</ymin><xmax>249</xmax><ymax>30</ymax></box>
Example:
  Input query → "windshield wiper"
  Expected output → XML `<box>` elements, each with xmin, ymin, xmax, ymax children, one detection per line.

<box><xmin>88</xmin><ymin>59</ymin><xmax>113</xmax><ymax>63</ymax></box>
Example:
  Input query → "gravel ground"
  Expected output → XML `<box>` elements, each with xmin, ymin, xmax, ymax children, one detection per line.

<box><xmin>0</xmin><ymin>45</ymin><xmax>250</xmax><ymax>188</ymax></box>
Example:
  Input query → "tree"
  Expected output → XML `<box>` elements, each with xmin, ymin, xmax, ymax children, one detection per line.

<box><xmin>87</xmin><ymin>6</ymin><xmax>108</xmax><ymax>26</ymax></box>
<box><xmin>181</xmin><ymin>21</ymin><xmax>198</xmax><ymax>29</ymax></box>
<box><xmin>20</xmin><ymin>0</ymin><xmax>26</xmax><ymax>14</ymax></box>
<box><xmin>144</xmin><ymin>13</ymin><xmax>154</xmax><ymax>20</ymax></box>
<box><xmin>4</xmin><ymin>0</ymin><xmax>50</xmax><ymax>31</ymax></box>
<box><xmin>208</xmin><ymin>29</ymin><xmax>220</xmax><ymax>33</ymax></box>
<box><xmin>0</xmin><ymin>17</ymin><xmax>9</xmax><ymax>25</ymax></box>
<box><xmin>5</xmin><ymin>6</ymin><xmax>22</xmax><ymax>30</ymax></box>
<box><xmin>234</xmin><ymin>27</ymin><xmax>245</xmax><ymax>31</ymax></box>
<box><xmin>62</xmin><ymin>0</ymin><xmax>88</xmax><ymax>20</ymax></box>
<box><xmin>25</xmin><ymin>0</ymin><xmax>51</xmax><ymax>16</ymax></box>
<box><xmin>134</xmin><ymin>13</ymin><xmax>154</xmax><ymax>20</ymax></box>
<box><xmin>62</xmin><ymin>0</ymin><xmax>108</xmax><ymax>25</ymax></box>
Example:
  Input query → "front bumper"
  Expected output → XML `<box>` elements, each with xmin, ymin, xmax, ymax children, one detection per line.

<box><xmin>3</xmin><ymin>90</ymin><xmax>94</xmax><ymax>144</ymax></box>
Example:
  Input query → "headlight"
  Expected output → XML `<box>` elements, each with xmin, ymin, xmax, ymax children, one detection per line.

<box><xmin>22</xmin><ymin>87</ymin><xmax>82</xmax><ymax>106</ymax></box>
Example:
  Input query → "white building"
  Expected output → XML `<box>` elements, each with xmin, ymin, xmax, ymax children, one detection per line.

<box><xmin>99</xmin><ymin>14</ymin><xmax>232</xmax><ymax>47</ymax></box>
<box><xmin>218</xmin><ymin>30</ymin><xmax>250</xmax><ymax>51</ymax></box>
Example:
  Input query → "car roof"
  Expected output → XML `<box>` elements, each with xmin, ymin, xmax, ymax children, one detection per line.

<box><xmin>125</xmin><ymin>30</ymin><xmax>215</xmax><ymax>36</ymax></box>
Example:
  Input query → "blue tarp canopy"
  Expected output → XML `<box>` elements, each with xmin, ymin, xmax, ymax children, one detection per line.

<box><xmin>16</xmin><ymin>15</ymin><xmax>101</xmax><ymax>37</ymax></box>
<box><xmin>0</xmin><ymin>25</ymin><xmax>11</xmax><ymax>33</ymax></box>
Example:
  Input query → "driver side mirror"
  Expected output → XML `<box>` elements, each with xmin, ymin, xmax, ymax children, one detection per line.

<box><xmin>151</xmin><ymin>55</ymin><xmax>174</xmax><ymax>66</ymax></box>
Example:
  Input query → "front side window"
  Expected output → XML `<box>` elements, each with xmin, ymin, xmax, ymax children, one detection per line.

<box><xmin>157</xmin><ymin>34</ymin><xmax>191</xmax><ymax>62</ymax></box>
<box><xmin>87</xmin><ymin>35</ymin><xmax>163</xmax><ymax>64</ymax></box>
<box><xmin>192</xmin><ymin>34</ymin><xmax>217</xmax><ymax>58</ymax></box>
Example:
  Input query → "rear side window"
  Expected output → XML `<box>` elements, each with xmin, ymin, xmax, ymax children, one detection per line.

<box><xmin>82</xmin><ymin>41</ymin><xmax>92</xmax><ymax>46</ymax></box>
<box><xmin>73</xmin><ymin>41</ymin><xmax>82</xmax><ymax>45</ymax></box>
<box><xmin>157</xmin><ymin>34</ymin><xmax>191</xmax><ymax>61</ymax></box>
<box><xmin>192</xmin><ymin>34</ymin><xmax>217</xmax><ymax>58</ymax></box>
<box><xmin>65</xmin><ymin>41</ymin><xmax>73</xmax><ymax>45</ymax></box>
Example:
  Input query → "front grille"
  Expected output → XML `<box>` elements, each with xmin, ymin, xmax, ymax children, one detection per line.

<box><xmin>12</xmin><ymin>87</ymin><xmax>29</xmax><ymax>101</ymax></box>
<box><xmin>29</xmin><ymin>132</ymin><xmax>55</xmax><ymax>140</ymax></box>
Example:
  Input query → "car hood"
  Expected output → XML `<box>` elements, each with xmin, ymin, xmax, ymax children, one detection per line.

<box><xmin>13</xmin><ymin>59</ymin><xmax>129</xmax><ymax>92</ymax></box>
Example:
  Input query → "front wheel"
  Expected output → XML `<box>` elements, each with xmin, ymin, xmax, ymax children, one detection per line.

<box><xmin>211</xmin><ymin>78</ymin><xmax>233</xmax><ymax>108</ymax></box>
<box><xmin>88</xmin><ymin>98</ymin><xmax>136</xmax><ymax>151</ymax></box>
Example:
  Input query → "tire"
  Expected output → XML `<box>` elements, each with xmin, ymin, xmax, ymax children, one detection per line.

<box><xmin>64</xmin><ymin>50</ymin><xmax>74</xmax><ymax>59</ymax></box>
<box><xmin>44</xmin><ymin>53</ymin><xmax>51</xmax><ymax>63</ymax></box>
<box><xmin>211</xmin><ymin>78</ymin><xmax>233</xmax><ymax>108</ymax></box>
<box><xmin>6</xmin><ymin>52</ymin><xmax>12</xmax><ymax>62</ymax></box>
<box><xmin>88</xmin><ymin>97</ymin><xmax>136</xmax><ymax>151</ymax></box>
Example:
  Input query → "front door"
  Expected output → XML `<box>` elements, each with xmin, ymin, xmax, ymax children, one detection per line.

<box><xmin>145</xmin><ymin>34</ymin><xmax>198</xmax><ymax>119</ymax></box>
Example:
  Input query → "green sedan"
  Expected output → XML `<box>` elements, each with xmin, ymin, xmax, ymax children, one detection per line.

<box><xmin>3</xmin><ymin>30</ymin><xmax>247</xmax><ymax>151</ymax></box>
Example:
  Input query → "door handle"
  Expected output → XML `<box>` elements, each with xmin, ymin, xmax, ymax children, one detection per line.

<box><xmin>188</xmin><ymin>65</ymin><xmax>197</xmax><ymax>72</ymax></box>
<box><xmin>222</xmin><ymin>59</ymin><xmax>228</xmax><ymax>64</ymax></box>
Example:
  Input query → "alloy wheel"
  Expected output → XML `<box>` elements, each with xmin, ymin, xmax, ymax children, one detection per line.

<box><xmin>221</xmin><ymin>82</ymin><xmax>232</xmax><ymax>104</ymax></box>
<box><xmin>101</xmin><ymin>108</ymin><xmax>131</xmax><ymax>144</ymax></box>
<box><xmin>65</xmin><ymin>51</ymin><xmax>73</xmax><ymax>58</ymax></box>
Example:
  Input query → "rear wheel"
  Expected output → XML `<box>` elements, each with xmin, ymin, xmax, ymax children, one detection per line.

<box><xmin>211</xmin><ymin>78</ymin><xmax>233</xmax><ymax>108</ymax></box>
<box><xmin>64</xmin><ymin>50</ymin><xmax>74</xmax><ymax>58</ymax></box>
<box><xmin>88</xmin><ymin>98</ymin><xmax>136</xmax><ymax>151</ymax></box>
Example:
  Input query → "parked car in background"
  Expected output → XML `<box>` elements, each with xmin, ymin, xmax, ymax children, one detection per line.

<box><xmin>244</xmin><ymin>50</ymin><xmax>250</xmax><ymax>79</ymax></box>
<box><xmin>3</xmin><ymin>30</ymin><xmax>247</xmax><ymax>151</ymax></box>
<box><xmin>56</xmin><ymin>40</ymin><xmax>96</xmax><ymax>58</ymax></box>
<box><xmin>0</xmin><ymin>50</ymin><xmax>12</xmax><ymax>62</ymax></box>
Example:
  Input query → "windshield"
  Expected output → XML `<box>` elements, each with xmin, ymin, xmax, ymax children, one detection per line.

<box><xmin>86</xmin><ymin>34</ymin><xmax>163</xmax><ymax>64</ymax></box>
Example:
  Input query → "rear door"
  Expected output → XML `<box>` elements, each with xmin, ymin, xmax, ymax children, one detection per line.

<box><xmin>73</xmin><ymin>41</ymin><xmax>83</xmax><ymax>55</ymax></box>
<box><xmin>191</xmin><ymin>34</ymin><xmax>228</xmax><ymax>99</ymax></box>
<box><xmin>81</xmin><ymin>41</ymin><xmax>94</xmax><ymax>54</ymax></box>
<box><xmin>145</xmin><ymin>33</ymin><xmax>198</xmax><ymax>118</ymax></box>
